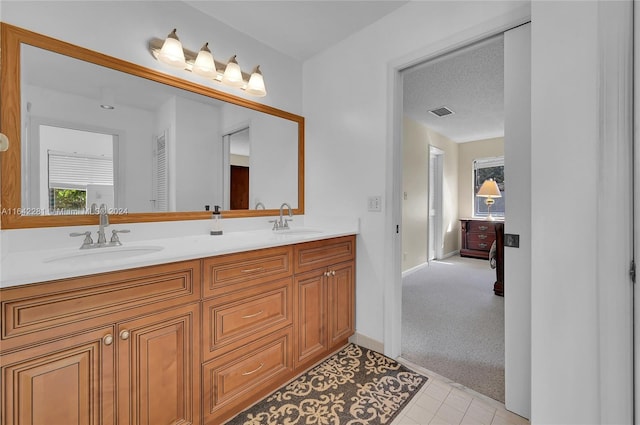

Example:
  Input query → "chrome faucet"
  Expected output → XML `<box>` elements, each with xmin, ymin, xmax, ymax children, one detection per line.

<box><xmin>97</xmin><ymin>204</ymin><xmax>110</xmax><ymax>245</ymax></box>
<box><xmin>270</xmin><ymin>202</ymin><xmax>293</xmax><ymax>231</ymax></box>
<box><xmin>69</xmin><ymin>204</ymin><xmax>130</xmax><ymax>249</ymax></box>
<box><xmin>255</xmin><ymin>202</ymin><xmax>265</xmax><ymax>210</ymax></box>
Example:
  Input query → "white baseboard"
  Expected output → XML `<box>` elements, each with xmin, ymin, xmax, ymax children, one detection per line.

<box><xmin>401</xmin><ymin>262</ymin><xmax>429</xmax><ymax>278</ymax></box>
<box><xmin>440</xmin><ymin>250</ymin><xmax>459</xmax><ymax>259</ymax></box>
<box><xmin>349</xmin><ymin>332</ymin><xmax>384</xmax><ymax>353</ymax></box>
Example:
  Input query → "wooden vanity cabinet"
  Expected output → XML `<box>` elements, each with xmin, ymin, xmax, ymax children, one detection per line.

<box><xmin>1</xmin><ymin>236</ymin><xmax>356</xmax><ymax>425</ymax></box>
<box><xmin>0</xmin><ymin>260</ymin><xmax>201</xmax><ymax>425</ymax></box>
<box><xmin>293</xmin><ymin>236</ymin><xmax>355</xmax><ymax>369</ymax></box>
<box><xmin>201</xmin><ymin>247</ymin><xmax>295</xmax><ymax>425</ymax></box>
<box><xmin>1</xmin><ymin>326</ymin><xmax>116</xmax><ymax>425</ymax></box>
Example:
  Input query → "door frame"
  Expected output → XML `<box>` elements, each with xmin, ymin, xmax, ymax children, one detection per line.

<box><xmin>383</xmin><ymin>3</ymin><xmax>531</xmax><ymax>415</ymax></box>
<box><xmin>428</xmin><ymin>145</ymin><xmax>444</xmax><ymax>260</ymax></box>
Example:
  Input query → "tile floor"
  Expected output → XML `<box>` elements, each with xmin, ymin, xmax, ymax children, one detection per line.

<box><xmin>392</xmin><ymin>361</ymin><xmax>529</xmax><ymax>425</ymax></box>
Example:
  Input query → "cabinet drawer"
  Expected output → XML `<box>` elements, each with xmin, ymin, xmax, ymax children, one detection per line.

<box><xmin>467</xmin><ymin>221</ymin><xmax>495</xmax><ymax>233</ymax></box>
<box><xmin>294</xmin><ymin>235</ymin><xmax>355</xmax><ymax>274</ymax></box>
<box><xmin>202</xmin><ymin>327</ymin><xmax>293</xmax><ymax>424</ymax></box>
<box><xmin>467</xmin><ymin>240</ymin><xmax>492</xmax><ymax>251</ymax></box>
<box><xmin>203</xmin><ymin>246</ymin><xmax>292</xmax><ymax>298</ymax></box>
<box><xmin>1</xmin><ymin>260</ymin><xmax>200</xmax><ymax>352</ymax></box>
<box><xmin>467</xmin><ymin>233</ymin><xmax>496</xmax><ymax>244</ymax></box>
<box><xmin>202</xmin><ymin>278</ymin><xmax>292</xmax><ymax>359</ymax></box>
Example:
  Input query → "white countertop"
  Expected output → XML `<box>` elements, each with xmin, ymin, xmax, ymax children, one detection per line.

<box><xmin>1</xmin><ymin>223</ymin><xmax>358</xmax><ymax>288</ymax></box>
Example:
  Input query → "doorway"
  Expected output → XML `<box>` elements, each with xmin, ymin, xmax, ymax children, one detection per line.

<box><xmin>428</xmin><ymin>146</ymin><xmax>444</xmax><ymax>261</ymax></box>
<box><xmin>400</xmin><ymin>35</ymin><xmax>507</xmax><ymax>403</ymax></box>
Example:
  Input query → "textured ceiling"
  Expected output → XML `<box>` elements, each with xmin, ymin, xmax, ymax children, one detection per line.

<box><xmin>403</xmin><ymin>36</ymin><xmax>504</xmax><ymax>143</ymax></box>
<box><xmin>184</xmin><ymin>1</ymin><xmax>409</xmax><ymax>61</ymax></box>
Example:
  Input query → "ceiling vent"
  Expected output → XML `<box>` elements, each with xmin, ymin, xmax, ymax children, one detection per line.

<box><xmin>429</xmin><ymin>106</ymin><xmax>455</xmax><ymax>117</ymax></box>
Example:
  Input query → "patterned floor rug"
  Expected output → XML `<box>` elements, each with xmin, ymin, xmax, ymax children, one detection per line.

<box><xmin>227</xmin><ymin>344</ymin><xmax>427</xmax><ymax>425</ymax></box>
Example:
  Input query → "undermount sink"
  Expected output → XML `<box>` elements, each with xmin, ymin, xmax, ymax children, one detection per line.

<box><xmin>44</xmin><ymin>245</ymin><xmax>164</xmax><ymax>265</ymax></box>
<box><xmin>274</xmin><ymin>228</ymin><xmax>324</xmax><ymax>236</ymax></box>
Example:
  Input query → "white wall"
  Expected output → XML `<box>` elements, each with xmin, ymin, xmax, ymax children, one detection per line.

<box><xmin>402</xmin><ymin>117</ymin><xmax>459</xmax><ymax>271</ymax></box>
<box><xmin>174</xmin><ymin>96</ymin><xmax>223</xmax><ymax>211</ymax></box>
<box><xmin>303</xmin><ymin>0</ymin><xmax>527</xmax><ymax>358</ymax></box>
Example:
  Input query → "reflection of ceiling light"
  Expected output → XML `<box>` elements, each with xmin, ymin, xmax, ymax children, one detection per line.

<box><xmin>149</xmin><ymin>29</ymin><xmax>267</xmax><ymax>97</ymax></box>
<box><xmin>100</xmin><ymin>88</ymin><xmax>115</xmax><ymax>110</ymax></box>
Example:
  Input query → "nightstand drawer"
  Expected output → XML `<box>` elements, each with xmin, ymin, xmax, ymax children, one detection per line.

<box><xmin>467</xmin><ymin>221</ymin><xmax>495</xmax><ymax>233</ymax></box>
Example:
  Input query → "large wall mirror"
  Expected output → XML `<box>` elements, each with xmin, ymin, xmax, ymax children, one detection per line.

<box><xmin>0</xmin><ymin>23</ymin><xmax>304</xmax><ymax>229</ymax></box>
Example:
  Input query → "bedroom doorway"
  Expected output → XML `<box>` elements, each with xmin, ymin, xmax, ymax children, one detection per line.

<box><xmin>428</xmin><ymin>146</ymin><xmax>444</xmax><ymax>261</ymax></box>
<box><xmin>398</xmin><ymin>29</ymin><xmax>519</xmax><ymax>407</ymax></box>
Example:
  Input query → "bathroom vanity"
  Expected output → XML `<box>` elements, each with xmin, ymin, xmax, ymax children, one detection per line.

<box><xmin>0</xmin><ymin>232</ymin><xmax>356</xmax><ymax>425</ymax></box>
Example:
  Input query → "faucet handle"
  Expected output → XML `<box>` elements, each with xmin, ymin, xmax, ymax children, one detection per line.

<box><xmin>283</xmin><ymin>218</ymin><xmax>293</xmax><ymax>229</ymax></box>
<box><xmin>269</xmin><ymin>219</ymin><xmax>280</xmax><ymax>230</ymax></box>
<box><xmin>70</xmin><ymin>231</ymin><xmax>94</xmax><ymax>248</ymax></box>
<box><xmin>110</xmin><ymin>229</ymin><xmax>130</xmax><ymax>245</ymax></box>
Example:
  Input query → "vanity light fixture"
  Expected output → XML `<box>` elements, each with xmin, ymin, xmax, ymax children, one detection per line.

<box><xmin>221</xmin><ymin>55</ymin><xmax>245</xmax><ymax>88</ymax></box>
<box><xmin>245</xmin><ymin>66</ymin><xmax>267</xmax><ymax>97</ymax></box>
<box><xmin>149</xmin><ymin>29</ymin><xmax>267</xmax><ymax>97</ymax></box>
<box><xmin>157</xmin><ymin>29</ymin><xmax>187</xmax><ymax>69</ymax></box>
<box><xmin>192</xmin><ymin>43</ymin><xmax>217</xmax><ymax>79</ymax></box>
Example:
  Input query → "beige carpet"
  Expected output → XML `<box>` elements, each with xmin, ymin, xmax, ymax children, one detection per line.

<box><xmin>401</xmin><ymin>255</ymin><xmax>504</xmax><ymax>402</ymax></box>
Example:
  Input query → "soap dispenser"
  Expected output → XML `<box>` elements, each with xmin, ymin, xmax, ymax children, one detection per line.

<box><xmin>210</xmin><ymin>205</ymin><xmax>223</xmax><ymax>235</ymax></box>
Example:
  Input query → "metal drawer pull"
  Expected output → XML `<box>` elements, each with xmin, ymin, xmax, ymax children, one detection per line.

<box><xmin>242</xmin><ymin>362</ymin><xmax>264</xmax><ymax>376</ymax></box>
<box><xmin>479</xmin><ymin>243</ymin><xmax>488</xmax><ymax>248</ymax></box>
<box><xmin>331</xmin><ymin>270</ymin><xmax>336</xmax><ymax>276</ymax></box>
<box><xmin>478</xmin><ymin>234</ymin><xmax>487</xmax><ymax>240</ymax></box>
<box><xmin>241</xmin><ymin>310</ymin><xmax>264</xmax><ymax>319</ymax></box>
<box><xmin>241</xmin><ymin>267</ymin><xmax>264</xmax><ymax>273</ymax></box>
<box><xmin>103</xmin><ymin>334</ymin><xmax>114</xmax><ymax>346</ymax></box>
<box><xmin>479</xmin><ymin>226</ymin><xmax>488</xmax><ymax>231</ymax></box>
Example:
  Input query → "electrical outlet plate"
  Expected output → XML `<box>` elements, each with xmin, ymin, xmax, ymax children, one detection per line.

<box><xmin>367</xmin><ymin>196</ymin><xmax>382</xmax><ymax>212</ymax></box>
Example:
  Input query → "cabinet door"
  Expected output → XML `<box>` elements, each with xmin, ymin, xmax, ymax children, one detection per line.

<box><xmin>294</xmin><ymin>270</ymin><xmax>327</xmax><ymax>367</ymax></box>
<box><xmin>1</xmin><ymin>327</ymin><xmax>115</xmax><ymax>425</ymax></box>
<box><xmin>327</xmin><ymin>262</ymin><xmax>355</xmax><ymax>348</ymax></box>
<box><xmin>117</xmin><ymin>303</ymin><xmax>199</xmax><ymax>425</ymax></box>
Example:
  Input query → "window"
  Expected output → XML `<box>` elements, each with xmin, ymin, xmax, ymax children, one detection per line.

<box><xmin>473</xmin><ymin>157</ymin><xmax>505</xmax><ymax>218</ymax></box>
<box><xmin>48</xmin><ymin>150</ymin><xmax>113</xmax><ymax>214</ymax></box>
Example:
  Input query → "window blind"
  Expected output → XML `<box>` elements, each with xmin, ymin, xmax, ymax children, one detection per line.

<box><xmin>48</xmin><ymin>150</ymin><xmax>113</xmax><ymax>189</ymax></box>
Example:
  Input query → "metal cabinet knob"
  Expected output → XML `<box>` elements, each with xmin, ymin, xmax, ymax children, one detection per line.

<box><xmin>103</xmin><ymin>334</ymin><xmax>114</xmax><ymax>345</ymax></box>
<box><xmin>120</xmin><ymin>329</ymin><xmax>130</xmax><ymax>340</ymax></box>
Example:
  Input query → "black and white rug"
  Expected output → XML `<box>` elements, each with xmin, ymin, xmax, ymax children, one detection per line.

<box><xmin>227</xmin><ymin>344</ymin><xmax>427</xmax><ymax>425</ymax></box>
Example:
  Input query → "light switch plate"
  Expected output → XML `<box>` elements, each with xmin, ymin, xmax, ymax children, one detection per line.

<box><xmin>367</xmin><ymin>196</ymin><xmax>382</xmax><ymax>212</ymax></box>
<box><xmin>504</xmin><ymin>233</ymin><xmax>520</xmax><ymax>248</ymax></box>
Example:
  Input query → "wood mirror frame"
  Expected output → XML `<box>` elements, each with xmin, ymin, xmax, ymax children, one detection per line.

<box><xmin>0</xmin><ymin>23</ymin><xmax>304</xmax><ymax>229</ymax></box>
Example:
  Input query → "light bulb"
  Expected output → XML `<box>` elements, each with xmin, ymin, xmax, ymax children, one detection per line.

<box><xmin>193</xmin><ymin>43</ymin><xmax>217</xmax><ymax>79</ymax></box>
<box><xmin>245</xmin><ymin>66</ymin><xmax>267</xmax><ymax>97</ymax></box>
<box><xmin>157</xmin><ymin>29</ymin><xmax>186</xmax><ymax>69</ymax></box>
<box><xmin>221</xmin><ymin>55</ymin><xmax>245</xmax><ymax>88</ymax></box>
